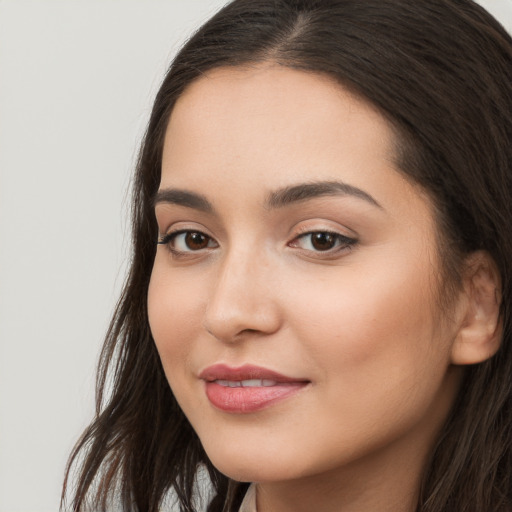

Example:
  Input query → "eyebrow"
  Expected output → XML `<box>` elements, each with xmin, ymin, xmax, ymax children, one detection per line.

<box><xmin>153</xmin><ymin>188</ymin><xmax>213</xmax><ymax>212</ymax></box>
<box><xmin>266</xmin><ymin>181</ymin><xmax>382</xmax><ymax>210</ymax></box>
<box><xmin>153</xmin><ymin>180</ymin><xmax>382</xmax><ymax>212</ymax></box>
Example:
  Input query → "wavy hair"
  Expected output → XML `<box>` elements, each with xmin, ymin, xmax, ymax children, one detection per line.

<box><xmin>62</xmin><ymin>1</ymin><xmax>512</xmax><ymax>510</ymax></box>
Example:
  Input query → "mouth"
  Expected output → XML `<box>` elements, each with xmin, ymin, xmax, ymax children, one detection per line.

<box><xmin>199</xmin><ymin>364</ymin><xmax>310</xmax><ymax>413</ymax></box>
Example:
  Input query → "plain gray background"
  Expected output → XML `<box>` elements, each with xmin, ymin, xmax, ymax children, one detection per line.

<box><xmin>0</xmin><ymin>1</ymin><xmax>511</xmax><ymax>511</ymax></box>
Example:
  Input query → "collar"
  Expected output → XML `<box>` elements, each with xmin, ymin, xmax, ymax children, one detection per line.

<box><xmin>239</xmin><ymin>484</ymin><xmax>257</xmax><ymax>512</ymax></box>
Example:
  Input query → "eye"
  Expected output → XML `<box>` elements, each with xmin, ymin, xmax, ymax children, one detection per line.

<box><xmin>290</xmin><ymin>231</ymin><xmax>356</xmax><ymax>253</ymax></box>
<box><xmin>158</xmin><ymin>230</ymin><xmax>218</xmax><ymax>253</ymax></box>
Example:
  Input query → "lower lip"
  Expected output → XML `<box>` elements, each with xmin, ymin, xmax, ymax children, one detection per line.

<box><xmin>204</xmin><ymin>381</ymin><xmax>308</xmax><ymax>413</ymax></box>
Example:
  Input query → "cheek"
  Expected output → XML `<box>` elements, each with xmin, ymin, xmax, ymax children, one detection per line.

<box><xmin>147</xmin><ymin>263</ymin><xmax>206</xmax><ymax>378</ymax></box>
<box><xmin>276</xmin><ymin>268</ymin><xmax>456</xmax><ymax>468</ymax></box>
<box><xmin>282</xmin><ymin>253</ymin><xmax>449</xmax><ymax>408</ymax></box>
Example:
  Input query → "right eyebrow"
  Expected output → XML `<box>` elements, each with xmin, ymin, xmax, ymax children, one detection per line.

<box><xmin>153</xmin><ymin>188</ymin><xmax>214</xmax><ymax>213</ymax></box>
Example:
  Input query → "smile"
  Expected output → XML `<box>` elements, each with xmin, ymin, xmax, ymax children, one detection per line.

<box><xmin>199</xmin><ymin>364</ymin><xmax>310</xmax><ymax>413</ymax></box>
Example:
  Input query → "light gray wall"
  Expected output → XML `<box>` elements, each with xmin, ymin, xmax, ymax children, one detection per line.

<box><xmin>0</xmin><ymin>1</ymin><xmax>510</xmax><ymax>511</ymax></box>
<box><xmin>0</xmin><ymin>2</ymin><xmax>228</xmax><ymax>511</ymax></box>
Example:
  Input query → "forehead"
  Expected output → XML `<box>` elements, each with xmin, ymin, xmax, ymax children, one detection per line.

<box><xmin>171</xmin><ymin>65</ymin><xmax>375</xmax><ymax>125</ymax></box>
<box><xmin>160</xmin><ymin>65</ymin><xmax>422</xmax><ymax>216</ymax></box>
<box><xmin>163</xmin><ymin>65</ymin><xmax>396</xmax><ymax>180</ymax></box>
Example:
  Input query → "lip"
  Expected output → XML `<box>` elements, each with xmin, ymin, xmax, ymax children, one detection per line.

<box><xmin>199</xmin><ymin>364</ymin><xmax>310</xmax><ymax>413</ymax></box>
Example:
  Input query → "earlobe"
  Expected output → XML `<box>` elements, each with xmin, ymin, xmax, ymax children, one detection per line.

<box><xmin>451</xmin><ymin>251</ymin><xmax>502</xmax><ymax>365</ymax></box>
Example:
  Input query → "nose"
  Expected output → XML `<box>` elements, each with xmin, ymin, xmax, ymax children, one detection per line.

<box><xmin>203</xmin><ymin>248</ymin><xmax>282</xmax><ymax>343</ymax></box>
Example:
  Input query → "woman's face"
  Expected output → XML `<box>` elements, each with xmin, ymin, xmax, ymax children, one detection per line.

<box><xmin>148</xmin><ymin>66</ymin><xmax>463</xmax><ymax>486</ymax></box>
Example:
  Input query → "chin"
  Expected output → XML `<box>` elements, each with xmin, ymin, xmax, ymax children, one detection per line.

<box><xmin>204</xmin><ymin>444</ymin><xmax>303</xmax><ymax>483</ymax></box>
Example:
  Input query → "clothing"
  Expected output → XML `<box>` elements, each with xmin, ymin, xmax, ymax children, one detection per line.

<box><xmin>239</xmin><ymin>484</ymin><xmax>257</xmax><ymax>512</ymax></box>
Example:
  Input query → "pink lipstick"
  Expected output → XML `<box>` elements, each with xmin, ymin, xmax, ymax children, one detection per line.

<box><xmin>199</xmin><ymin>364</ymin><xmax>309</xmax><ymax>413</ymax></box>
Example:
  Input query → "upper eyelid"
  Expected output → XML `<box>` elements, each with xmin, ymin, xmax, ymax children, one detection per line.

<box><xmin>157</xmin><ymin>225</ymin><xmax>357</xmax><ymax>240</ymax></box>
<box><xmin>157</xmin><ymin>221</ymin><xmax>215</xmax><ymax>237</ymax></box>
<box><xmin>291</xmin><ymin>223</ymin><xmax>358</xmax><ymax>241</ymax></box>
<box><xmin>158</xmin><ymin>228</ymin><xmax>217</xmax><ymax>244</ymax></box>
<box><xmin>294</xmin><ymin>227</ymin><xmax>353</xmax><ymax>237</ymax></box>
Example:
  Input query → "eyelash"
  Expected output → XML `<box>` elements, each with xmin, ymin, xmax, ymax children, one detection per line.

<box><xmin>157</xmin><ymin>229</ymin><xmax>357</xmax><ymax>257</ymax></box>
<box><xmin>157</xmin><ymin>230</ymin><xmax>218</xmax><ymax>256</ymax></box>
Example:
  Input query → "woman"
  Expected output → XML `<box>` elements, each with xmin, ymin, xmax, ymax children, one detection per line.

<box><xmin>62</xmin><ymin>0</ymin><xmax>512</xmax><ymax>511</ymax></box>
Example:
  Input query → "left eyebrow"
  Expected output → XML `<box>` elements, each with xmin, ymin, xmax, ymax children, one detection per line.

<box><xmin>265</xmin><ymin>180</ymin><xmax>383</xmax><ymax>210</ymax></box>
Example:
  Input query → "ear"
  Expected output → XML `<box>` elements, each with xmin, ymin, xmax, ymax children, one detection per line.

<box><xmin>451</xmin><ymin>251</ymin><xmax>502</xmax><ymax>365</ymax></box>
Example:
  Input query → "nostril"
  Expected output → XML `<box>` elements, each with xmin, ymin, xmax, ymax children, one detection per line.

<box><xmin>240</xmin><ymin>328</ymin><xmax>259</xmax><ymax>335</ymax></box>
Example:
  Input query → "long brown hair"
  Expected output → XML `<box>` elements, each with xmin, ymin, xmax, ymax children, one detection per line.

<box><xmin>62</xmin><ymin>1</ymin><xmax>512</xmax><ymax>510</ymax></box>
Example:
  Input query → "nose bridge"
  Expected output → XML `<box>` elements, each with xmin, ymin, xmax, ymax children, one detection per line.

<box><xmin>203</xmin><ymin>242</ymin><xmax>280</xmax><ymax>342</ymax></box>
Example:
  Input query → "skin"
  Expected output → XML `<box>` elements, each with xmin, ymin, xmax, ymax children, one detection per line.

<box><xmin>148</xmin><ymin>65</ymin><xmax>468</xmax><ymax>512</ymax></box>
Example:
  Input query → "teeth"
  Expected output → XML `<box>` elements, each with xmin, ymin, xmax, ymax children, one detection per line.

<box><xmin>242</xmin><ymin>379</ymin><xmax>277</xmax><ymax>387</ymax></box>
<box><xmin>216</xmin><ymin>379</ymin><xmax>277</xmax><ymax>387</ymax></box>
<box><xmin>216</xmin><ymin>380</ymin><xmax>241</xmax><ymax>388</ymax></box>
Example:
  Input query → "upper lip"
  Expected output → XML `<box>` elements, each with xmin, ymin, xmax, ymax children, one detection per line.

<box><xmin>199</xmin><ymin>364</ymin><xmax>309</xmax><ymax>383</ymax></box>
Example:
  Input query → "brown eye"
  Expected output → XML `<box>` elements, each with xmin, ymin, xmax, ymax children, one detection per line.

<box><xmin>290</xmin><ymin>231</ymin><xmax>357</xmax><ymax>254</ymax></box>
<box><xmin>310</xmin><ymin>232</ymin><xmax>336</xmax><ymax>251</ymax></box>
<box><xmin>184</xmin><ymin>232</ymin><xmax>210</xmax><ymax>250</ymax></box>
<box><xmin>158</xmin><ymin>230</ymin><xmax>217</xmax><ymax>252</ymax></box>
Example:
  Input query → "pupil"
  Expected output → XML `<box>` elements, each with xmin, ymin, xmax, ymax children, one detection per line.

<box><xmin>186</xmin><ymin>232</ymin><xmax>208</xmax><ymax>250</ymax></box>
<box><xmin>312</xmin><ymin>232</ymin><xmax>335</xmax><ymax>251</ymax></box>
